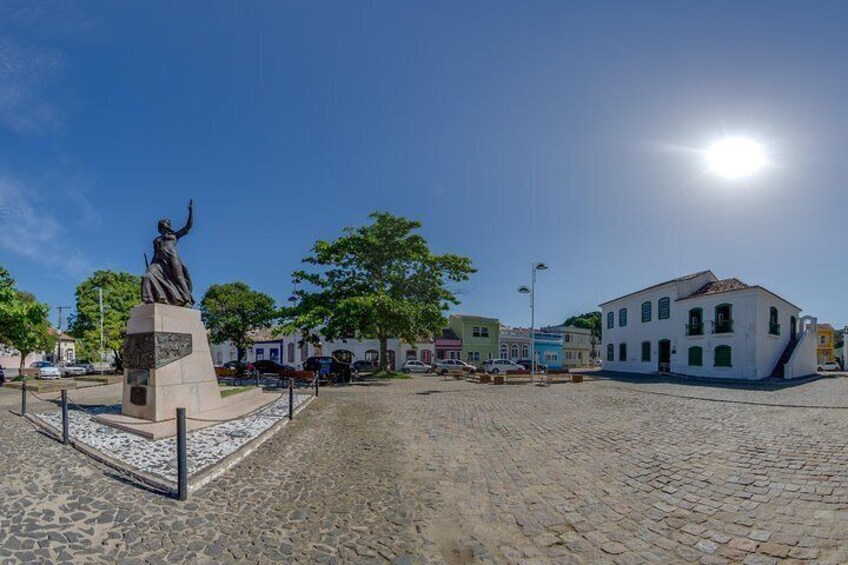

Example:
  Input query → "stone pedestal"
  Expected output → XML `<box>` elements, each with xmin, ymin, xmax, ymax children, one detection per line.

<box><xmin>119</xmin><ymin>303</ymin><xmax>223</xmax><ymax>421</ymax></box>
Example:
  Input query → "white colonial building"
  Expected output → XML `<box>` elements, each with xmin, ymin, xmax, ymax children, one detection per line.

<box><xmin>600</xmin><ymin>270</ymin><xmax>817</xmax><ymax>380</ymax></box>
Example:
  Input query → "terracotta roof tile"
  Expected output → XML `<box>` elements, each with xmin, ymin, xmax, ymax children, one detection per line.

<box><xmin>685</xmin><ymin>278</ymin><xmax>750</xmax><ymax>299</ymax></box>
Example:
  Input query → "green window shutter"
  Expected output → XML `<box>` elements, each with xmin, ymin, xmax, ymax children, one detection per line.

<box><xmin>607</xmin><ymin>344</ymin><xmax>614</xmax><ymax>361</ymax></box>
<box><xmin>641</xmin><ymin>301</ymin><xmax>652</xmax><ymax>322</ymax></box>
<box><xmin>714</xmin><ymin>345</ymin><xmax>732</xmax><ymax>367</ymax></box>
<box><xmin>619</xmin><ymin>343</ymin><xmax>627</xmax><ymax>361</ymax></box>
<box><xmin>641</xmin><ymin>341</ymin><xmax>651</xmax><ymax>362</ymax></box>
<box><xmin>607</xmin><ymin>312</ymin><xmax>614</xmax><ymax>329</ymax></box>
<box><xmin>688</xmin><ymin>346</ymin><xmax>703</xmax><ymax>366</ymax></box>
<box><xmin>658</xmin><ymin>297</ymin><xmax>670</xmax><ymax>319</ymax></box>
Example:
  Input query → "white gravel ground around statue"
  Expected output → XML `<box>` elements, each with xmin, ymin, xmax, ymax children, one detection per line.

<box><xmin>35</xmin><ymin>392</ymin><xmax>311</xmax><ymax>483</ymax></box>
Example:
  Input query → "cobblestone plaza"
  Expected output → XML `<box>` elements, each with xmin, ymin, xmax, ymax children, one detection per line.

<box><xmin>2</xmin><ymin>375</ymin><xmax>847</xmax><ymax>564</ymax></box>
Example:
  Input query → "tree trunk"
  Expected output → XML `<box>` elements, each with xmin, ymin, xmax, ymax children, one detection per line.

<box><xmin>19</xmin><ymin>351</ymin><xmax>29</xmax><ymax>370</ymax></box>
<box><xmin>379</xmin><ymin>337</ymin><xmax>388</xmax><ymax>373</ymax></box>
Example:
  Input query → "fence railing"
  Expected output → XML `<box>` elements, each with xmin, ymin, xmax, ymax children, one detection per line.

<box><xmin>17</xmin><ymin>373</ymin><xmax>319</xmax><ymax>501</ymax></box>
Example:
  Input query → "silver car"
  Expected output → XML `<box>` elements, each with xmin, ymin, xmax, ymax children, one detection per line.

<box><xmin>30</xmin><ymin>361</ymin><xmax>61</xmax><ymax>380</ymax></box>
<box><xmin>61</xmin><ymin>363</ymin><xmax>87</xmax><ymax>377</ymax></box>
<box><xmin>401</xmin><ymin>360</ymin><xmax>432</xmax><ymax>374</ymax></box>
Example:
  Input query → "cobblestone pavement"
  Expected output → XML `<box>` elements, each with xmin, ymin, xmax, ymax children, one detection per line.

<box><xmin>2</xmin><ymin>376</ymin><xmax>848</xmax><ymax>564</ymax></box>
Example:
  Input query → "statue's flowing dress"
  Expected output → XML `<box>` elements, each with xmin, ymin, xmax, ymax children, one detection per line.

<box><xmin>141</xmin><ymin>232</ymin><xmax>194</xmax><ymax>306</ymax></box>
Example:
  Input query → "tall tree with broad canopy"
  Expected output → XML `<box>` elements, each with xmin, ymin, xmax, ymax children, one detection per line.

<box><xmin>279</xmin><ymin>212</ymin><xmax>475</xmax><ymax>372</ymax></box>
<box><xmin>200</xmin><ymin>282</ymin><xmax>277</xmax><ymax>366</ymax></box>
<box><xmin>69</xmin><ymin>270</ymin><xmax>141</xmax><ymax>370</ymax></box>
<box><xmin>0</xmin><ymin>267</ymin><xmax>56</xmax><ymax>369</ymax></box>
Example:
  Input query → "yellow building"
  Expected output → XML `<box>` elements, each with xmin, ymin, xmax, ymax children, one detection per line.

<box><xmin>816</xmin><ymin>323</ymin><xmax>835</xmax><ymax>365</ymax></box>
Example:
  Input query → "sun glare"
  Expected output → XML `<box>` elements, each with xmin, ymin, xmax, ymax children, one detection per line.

<box><xmin>706</xmin><ymin>137</ymin><xmax>767</xmax><ymax>180</ymax></box>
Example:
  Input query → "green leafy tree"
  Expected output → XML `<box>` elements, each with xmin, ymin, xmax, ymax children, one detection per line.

<box><xmin>563</xmin><ymin>311</ymin><xmax>602</xmax><ymax>340</ymax></box>
<box><xmin>0</xmin><ymin>268</ymin><xmax>55</xmax><ymax>369</ymax></box>
<box><xmin>69</xmin><ymin>270</ymin><xmax>141</xmax><ymax>370</ymax></box>
<box><xmin>200</xmin><ymin>282</ymin><xmax>277</xmax><ymax>366</ymax></box>
<box><xmin>280</xmin><ymin>212</ymin><xmax>475</xmax><ymax>373</ymax></box>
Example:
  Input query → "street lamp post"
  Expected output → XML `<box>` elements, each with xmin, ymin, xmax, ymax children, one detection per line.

<box><xmin>55</xmin><ymin>306</ymin><xmax>70</xmax><ymax>365</ymax></box>
<box><xmin>518</xmin><ymin>262</ymin><xmax>548</xmax><ymax>381</ymax></box>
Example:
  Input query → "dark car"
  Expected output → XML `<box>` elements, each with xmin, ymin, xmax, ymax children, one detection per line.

<box><xmin>251</xmin><ymin>360</ymin><xmax>297</xmax><ymax>376</ymax></box>
<box><xmin>74</xmin><ymin>359</ymin><xmax>97</xmax><ymax>374</ymax></box>
<box><xmin>516</xmin><ymin>359</ymin><xmax>547</xmax><ymax>372</ymax></box>
<box><xmin>352</xmin><ymin>360</ymin><xmax>378</xmax><ymax>373</ymax></box>
<box><xmin>303</xmin><ymin>356</ymin><xmax>352</xmax><ymax>383</ymax></box>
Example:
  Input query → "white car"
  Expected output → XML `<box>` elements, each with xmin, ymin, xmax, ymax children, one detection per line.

<box><xmin>61</xmin><ymin>364</ymin><xmax>87</xmax><ymax>377</ymax></box>
<box><xmin>401</xmin><ymin>360</ymin><xmax>432</xmax><ymax>374</ymax></box>
<box><xmin>433</xmin><ymin>359</ymin><xmax>477</xmax><ymax>375</ymax></box>
<box><xmin>817</xmin><ymin>361</ymin><xmax>841</xmax><ymax>372</ymax></box>
<box><xmin>30</xmin><ymin>361</ymin><xmax>61</xmax><ymax>380</ymax></box>
<box><xmin>481</xmin><ymin>359</ymin><xmax>526</xmax><ymax>374</ymax></box>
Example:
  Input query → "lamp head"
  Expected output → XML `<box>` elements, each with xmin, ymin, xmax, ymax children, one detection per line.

<box><xmin>535</xmin><ymin>263</ymin><xmax>548</xmax><ymax>271</ymax></box>
<box><xmin>517</xmin><ymin>286</ymin><xmax>531</xmax><ymax>294</ymax></box>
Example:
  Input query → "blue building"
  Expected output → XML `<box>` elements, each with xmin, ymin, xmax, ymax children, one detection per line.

<box><xmin>499</xmin><ymin>327</ymin><xmax>564</xmax><ymax>370</ymax></box>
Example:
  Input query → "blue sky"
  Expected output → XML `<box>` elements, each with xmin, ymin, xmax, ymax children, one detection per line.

<box><xmin>1</xmin><ymin>1</ymin><xmax>847</xmax><ymax>329</ymax></box>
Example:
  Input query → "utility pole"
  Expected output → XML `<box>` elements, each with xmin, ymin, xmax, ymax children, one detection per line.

<box><xmin>55</xmin><ymin>306</ymin><xmax>71</xmax><ymax>365</ymax></box>
<box><xmin>98</xmin><ymin>287</ymin><xmax>105</xmax><ymax>375</ymax></box>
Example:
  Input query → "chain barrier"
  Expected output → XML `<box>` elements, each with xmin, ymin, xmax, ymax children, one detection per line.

<box><xmin>25</xmin><ymin>387</ymin><xmax>63</xmax><ymax>403</ymax></box>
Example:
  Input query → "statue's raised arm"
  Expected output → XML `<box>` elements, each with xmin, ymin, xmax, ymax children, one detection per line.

<box><xmin>175</xmin><ymin>199</ymin><xmax>193</xmax><ymax>239</ymax></box>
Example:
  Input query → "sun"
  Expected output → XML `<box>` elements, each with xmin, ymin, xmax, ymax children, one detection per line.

<box><xmin>706</xmin><ymin>137</ymin><xmax>767</xmax><ymax>180</ymax></box>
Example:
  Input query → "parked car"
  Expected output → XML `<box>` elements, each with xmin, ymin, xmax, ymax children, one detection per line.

<box><xmin>516</xmin><ymin>359</ymin><xmax>547</xmax><ymax>372</ymax></box>
<box><xmin>30</xmin><ymin>361</ymin><xmax>61</xmax><ymax>380</ymax></box>
<box><xmin>74</xmin><ymin>359</ymin><xmax>97</xmax><ymax>374</ymax></box>
<box><xmin>251</xmin><ymin>360</ymin><xmax>297</xmax><ymax>376</ymax></box>
<box><xmin>60</xmin><ymin>363</ymin><xmax>87</xmax><ymax>377</ymax></box>
<box><xmin>401</xmin><ymin>360</ymin><xmax>432</xmax><ymax>374</ymax></box>
<box><xmin>352</xmin><ymin>360</ymin><xmax>378</xmax><ymax>373</ymax></box>
<box><xmin>817</xmin><ymin>361</ymin><xmax>841</xmax><ymax>372</ymax></box>
<box><xmin>303</xmin><ymin>356</ymin><xmax>352</xmax><ymax>383</ymax></box>
<box><xmin>433</xmin><ymin>359</ymin><xmax>477</xmax><ymax>375</ymax></box>
<box><xmin>481</xmin><ymin>359</ymin><xmax>526</xmax><ymax>374</ymax></box>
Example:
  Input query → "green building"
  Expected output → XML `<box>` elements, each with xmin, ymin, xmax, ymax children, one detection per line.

<box><xmin>448</xmin><ymin>314</ymin><xmax>500</xmax><ymax>367</ymax></box>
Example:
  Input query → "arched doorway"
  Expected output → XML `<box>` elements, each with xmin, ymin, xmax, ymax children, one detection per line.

<box><xmin>387</xmin><ymin>350</ymin><xmax>396</xmax><ymax>370</ymax></box>
<box><xmin>421</xmin><ymin>349</ymin><xmax>432</xmax><ymax>364</ymax></box>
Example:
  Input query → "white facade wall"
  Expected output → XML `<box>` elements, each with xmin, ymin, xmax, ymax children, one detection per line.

<box><xmin>601</xmin><ymin>276</ymin><xmax>810</xmax><ymax>380</ymax></box>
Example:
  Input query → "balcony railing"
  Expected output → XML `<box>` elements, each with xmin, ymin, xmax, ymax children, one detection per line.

<box><xmin>769</xmin><ymin>322</ymin><xmax>781</xmax><ymax>336</ymax></box>
<box><xmin>713</xmin><ymin>319</ymin><xmax>734</xmax><ymax>334</ymax></box>
<box><xmin>686</xmin><ymin>322</ymin><xmax>704</xmax><ymax>336</ymax></box>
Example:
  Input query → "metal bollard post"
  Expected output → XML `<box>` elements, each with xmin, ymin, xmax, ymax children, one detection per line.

<box><xmin>21</xmin><ymin>379</ymin><xmax>27</xmax><ymax>417</ymax></box>
<box><xmin>314</xmin><ymin>373</ymin><xmax>319</xmax><ymax>397</ymax></box>
<box><xmin>61</xmin><ymin>390</ymin><xmax>69</xmax><ymax>445</ymax></box>
<box><xmin>176</xmin><ymin>407</ymin><xmax>188</xmax><ymax>501</ymax></box>
<box><xmin>255</xmin><ymin>369</ymin><xmax>260</xmax><ymax>388</ymax></box>
<box><xmin>288</xmin><ymin>378</ymin><xmax>294</xmax><ymax>420</ymax></box>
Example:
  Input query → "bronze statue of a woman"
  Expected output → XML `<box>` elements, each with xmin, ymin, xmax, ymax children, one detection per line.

<box><xmin>141</xmin><ymin>200</ymin><xmax>195</xmax><ymax>307</ymax></box>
